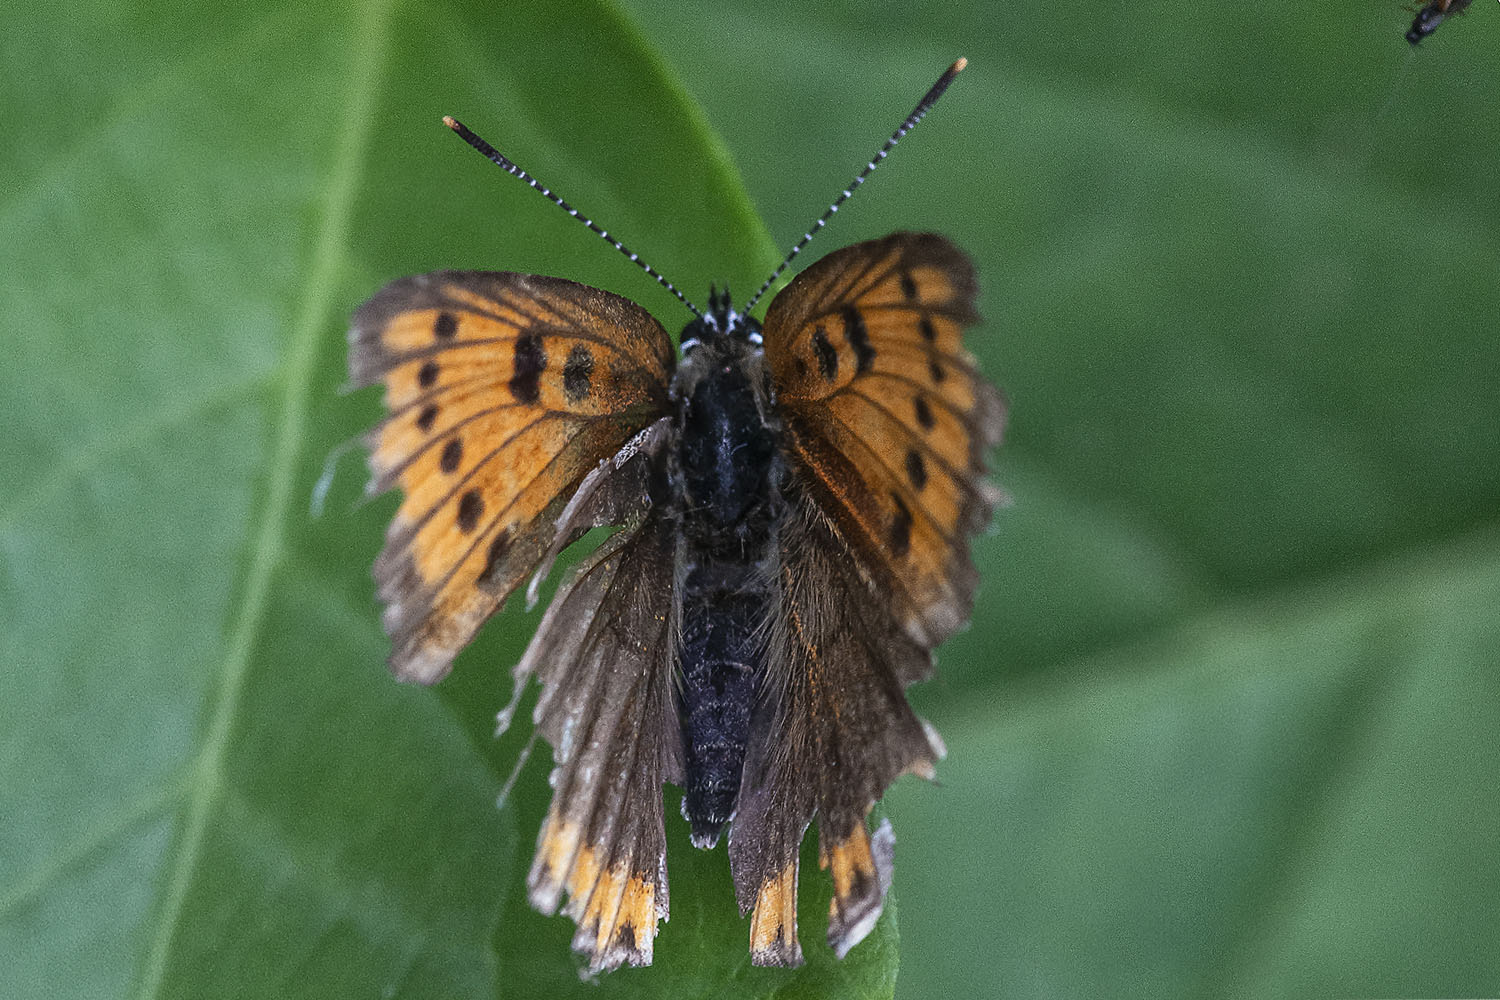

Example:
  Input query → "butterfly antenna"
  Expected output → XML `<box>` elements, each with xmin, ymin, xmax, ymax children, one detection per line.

<box><xmin>443</xmin><ymin>116</ymin><xmax>703</xmax><ymax>319</ymax></box>
<box><xmin>741</xmin><ymin>57</ymin><xmax>967</xmax><ymax>316</ymax></box>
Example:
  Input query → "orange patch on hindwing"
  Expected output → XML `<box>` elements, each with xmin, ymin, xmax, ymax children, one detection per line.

<box><xmin>749</xmin><ymin>858</ymin><xmax>802</xmax><ymax>967</ymax></box>
<box><xmin>529</xmin><ymin>809</ymin><xmax>660</xmax><ymax>969</ymax></box>
<box><xmin>818</xmin><ymin>818</ymin><xmax>896</xmax><ymax>958</ymax></box>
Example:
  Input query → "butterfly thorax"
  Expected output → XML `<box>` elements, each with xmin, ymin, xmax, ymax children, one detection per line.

<box><xmin>669</xmin><ymin>302</ymin><xmax>781</xmax><ymax>849</ymax></box>
<box><xmin>673</xmin><ymin>302</ymin><xmax>775</xmax><ymax>549</ymax></box>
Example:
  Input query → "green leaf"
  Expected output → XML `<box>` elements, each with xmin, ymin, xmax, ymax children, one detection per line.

<box><xmin>6</xmin><ymin>1</ymin><xmax>1500</xmax><ymax>999</ymax></box>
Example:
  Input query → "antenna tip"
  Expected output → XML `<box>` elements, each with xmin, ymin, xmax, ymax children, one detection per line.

<box><xmin>442</xmin><ymin>115</ymin><xmax>460</xmax><ymax>130</ymax></box>
<box><xmin>951</xmin><ymin>57</ymin><xmax>968</xmax><ymax>74</ymax></box>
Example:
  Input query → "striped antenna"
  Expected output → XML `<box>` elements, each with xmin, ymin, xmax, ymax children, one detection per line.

<box><xmin>741</xmin><ymin>57</ymin><xmax>967</xmax><ymax>316</ymax></box>
<box><xmin>443</xmin><ymin>116</ymin><xmax>703</xmax><ymax>318</ymax></box>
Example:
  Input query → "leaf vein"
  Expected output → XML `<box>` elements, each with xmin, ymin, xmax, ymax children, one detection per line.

<box><xmin>128</xmin><ymin>3</ymin><xmax>397</xmax><ymax>996</ymax></box>
<box><xmin>0</xmin><ymin>780</ymin><xmax>185</xmax><ymax>918</ymax></box>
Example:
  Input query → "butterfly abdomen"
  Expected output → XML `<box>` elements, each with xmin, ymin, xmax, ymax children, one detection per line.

<box><xmin>672</xmin><ymin>330</ymin><xmax>780</xmax><ymax>849</ymax></box>
<box><xmin>678</xmin><ymin>565</ymin><xmax>764</xmax><ymax>848</ymax></box>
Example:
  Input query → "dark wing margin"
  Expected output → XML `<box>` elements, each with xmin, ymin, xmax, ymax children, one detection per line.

<box><xmin>504</xmin><ymin>511</ymin><xmax>682</xmax><ymax>973</ymax></box>
<box><xmin>348</xmin><ymin>270</ymin><xmax>673</xmax><ymax>683</ymax></box>
<box><xmin>727</xmin><ymin>493</ymin><xmax>946</xmax><ymax>966</ymax></box>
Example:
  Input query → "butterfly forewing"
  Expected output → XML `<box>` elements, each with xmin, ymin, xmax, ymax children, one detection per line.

<box><xmin>349</xmin><ymin>271</ymin><xmax>673</xmax><ymax>683</ymax></box>
<box><xmin>761</xmin><ymin>232</ymin><xmax>1006</xmax><ymax>650</ymax></box>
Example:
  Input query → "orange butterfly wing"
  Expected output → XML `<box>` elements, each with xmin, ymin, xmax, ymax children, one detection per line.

<box><xmin>761</xmin><ymin>231</ymin><xmax>1005</xmax><ymax>652</ymax></box>
<box><xmin>349</xmin><ymin>271</ymin><xmax>673</xmax><ymax>683</ymax></box>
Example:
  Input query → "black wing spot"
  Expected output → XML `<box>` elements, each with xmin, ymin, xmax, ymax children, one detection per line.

<box><xmin>847</xmin><ymin>863</ymin><xmax>874</xmax><ymax>903</ymax></box>
<box><xmin>900</xmin><ymin>271</ymin><xmax>918</xmax><ymax>301</ymax></box>
<box><xmin>510</xmin><ymin>332</ymin><xmax>547</xmax><ymax>404</ymax></box>
<box><xmin>416</xmin><ymin>404</ymin><xmax>439</xmax><ymax>432</ymax></box>
<box><xmin>563</xmin><ymin>344</ymin><xmax>594</xmax><ymax>402</ymax></box>
<box><xmin>417</xmin><ymin>360</ymin><xmax>440</xmax><ymax>388</ymax></box>
<box><xmin>481</xmin><ymin>525</ymin><xmax>513</xmax><ymax>581</ymax></box>
<box><xmin>843</xmin><ymin>304</ymin><xmax>875</xmax><ymax>373</ymax></box>
<box><xmin>919</xmin><ymin>316</ymin><xmax>938</xmax><ymax>343</ymax></box>
<box><xmin>811</xmin><ymin>325</ymin><xmax>838</xmax><ymax>381</ymax></box>
<box><xmin>928</xmin><ymin>355</ymin><xmax>946</xmax><ymax>384</ymax></box>
<box><xmin>457</xmin><ymin>489</ymin><xmax>484</xmax><ymax>533</ymax></box>
<box><xmin>434</xmin><ymin>311</ymin><xmax>458</xmax><ymax>339</ymax></box>
<box><xmin>913</xmin><ymin>395</ymin><xmax>935</xmax><ymax>431</ymax></box>
<box><xmin>905</xmin><ymin>449</ymin><xmax>928</xmax><ymax>491</ymax></box>
<box><xmin>889</xmin><ymin>493</ymin><xmax>913</xmax><ymax>558</ymax></box>
<box><xmin>439</xmin><ymin>437</ymin><xmax>463</xmax><ymax>474</ymax></box>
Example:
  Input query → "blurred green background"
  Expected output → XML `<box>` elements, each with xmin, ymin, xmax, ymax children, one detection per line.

<box><xmin>4</xmin><ymin>1</ymin><xmax>1499</xmax><ymax>997</ymax></box>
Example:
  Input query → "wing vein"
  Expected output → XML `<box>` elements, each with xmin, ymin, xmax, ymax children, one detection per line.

<box><xmin>795</xmin><ymin>413</ymin><xmax>964</xmax><ymax>553</ymax></box>
<box><xmin>806</xmin><ymin>390</ymin><xmax>988</xmax><ymax>505</ymax></box>
<box><xmin>396</xmin><ymin>419</ymin><xmax>620</xmax><ymax>601</ymax></box>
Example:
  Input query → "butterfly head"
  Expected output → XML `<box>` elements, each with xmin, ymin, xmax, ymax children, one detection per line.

<box><xmin>680</xmin><ymin>284</ymin><xmax>763</xmax><ymax>353</ymax></box>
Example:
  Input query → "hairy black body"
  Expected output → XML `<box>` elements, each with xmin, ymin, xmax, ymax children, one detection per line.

<box><xmin>670</xmin><ymin>292</ymin><xmax>779</xmax><ymax>849</ymax></box>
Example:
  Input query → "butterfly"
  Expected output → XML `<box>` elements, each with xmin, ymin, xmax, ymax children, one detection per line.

<box><xmin>1406</xmin><ymin>0</ymin><xmax>1474</xmax><ymax>43</ymax></box>
<box><xmin>348</xmin><ymin>58</ymin><xmax>1005</xmax><ymax>973</ymax></box>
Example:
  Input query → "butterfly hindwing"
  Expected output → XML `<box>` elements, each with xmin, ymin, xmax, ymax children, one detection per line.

<box><xmin>728</xmin><ymin>491</ymin><xmax>946</xmax><ymax>965</ymax></box>
<box><xmin>761</xmin><ymin>232</ymin><xmax>1006</xmax><ymax>652</ymax></box>
<box><xmin>349</xmin><ymin>271</ymin><xmax>674</xmax><ymax>683</ymax></box>
<box><xmin>510</xmin><ymin>511</ymin><xmax>681</xmax><ymax>972</ymax></box>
